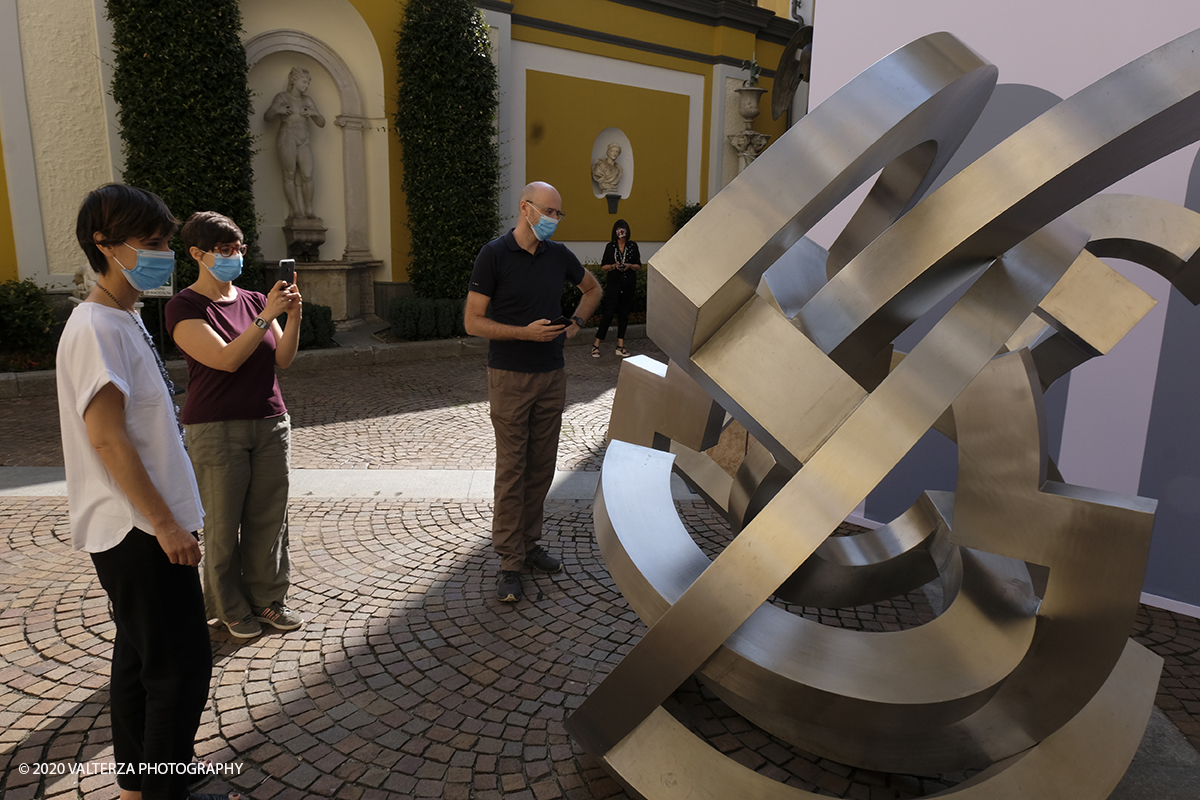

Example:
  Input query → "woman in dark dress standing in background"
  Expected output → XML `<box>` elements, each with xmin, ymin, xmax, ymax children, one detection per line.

<box><xmin>591</xmin><ymin>218</ymin><xmax>640</xmax><ymax>358</ymax></box>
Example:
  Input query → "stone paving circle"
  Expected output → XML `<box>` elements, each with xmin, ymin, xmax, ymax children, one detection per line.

<box><xmin>0</xmin><ymin>341</ymin><xmax>1197</xmax><ymax>800</ymax></box>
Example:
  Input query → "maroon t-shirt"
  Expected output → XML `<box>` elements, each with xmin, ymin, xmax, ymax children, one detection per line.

<box><xmin>165</xmin><ymin>287</ymin><xmax>287</xmax><ymax>424</ymax></box>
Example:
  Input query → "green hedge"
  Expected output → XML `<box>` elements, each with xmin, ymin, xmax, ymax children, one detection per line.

<box><xmin>279</xmin><ymin>301</ymin><xmax>336</xmax><ymax>350</ymax></box>
<box><xmin>107</xmin><ymin>0</ymin><xmax>262</xmax><ymax>290</ymax></box>
<box><xmin>0</xmin><ymin>279</ymin><xmax>55</xmax><ymax>352</ymax></box>
<box><xmin>385</xmin><ymin>266</ymin><xmax>646</xmax><ymax>342</ymax></box>
<box><xmin>668</xmin><ymin>195</ymin><xmax>704</xmax><ymax>232</ymax></box>
<box><xmin>395</xmin><ymin>0</ymin><xmax>499</xmax><ymax>299</ymax></box>
<box><xmin>387</xmin><ymin>296</ymin><xmax>466</xmax><ymax>341</ymax></box>
<box><xmin>0</xmin><ymin>279</ymin><xmax>57</xmax><ymax>372</ymax></box>
<box><xmin>561</xmin><ymin>263</ymin><xmax>647</xmax><ymax>324</ymax></box>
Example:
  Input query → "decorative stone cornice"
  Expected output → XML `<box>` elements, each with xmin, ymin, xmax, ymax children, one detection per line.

<box><xmin>335</xmin><ymin>115</ymin><xmax>370</xmax><ymax>131</ymax></box>
<box><xmin>493</xmin><ymin>1</ymin><xmax>797</xmax><ymax>48</ymax></box>
<box><xmin>509</xmin><ymin>14</ymin><xmax>782</xmax><ymax>75</ymax></box>
<box><xmin>606</xmin><ymin>0</ymin><xmax>798</xmax><ymax>45</ymax></box>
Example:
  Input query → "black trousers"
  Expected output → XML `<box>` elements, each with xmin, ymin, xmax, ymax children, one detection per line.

<box><xmin>91</xmin><ymin>528</ymin><xmax>212</xmax><ymax>800</ymax></box>
<box><xmin>596</xmin><ymin>271</ymin><xmax>636</xmax><ymax>341</ymax></box>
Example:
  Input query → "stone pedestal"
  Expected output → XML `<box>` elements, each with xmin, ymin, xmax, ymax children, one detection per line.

<box><xmin>284</xmin><ymin>216</ymin><xmax>328</xmax><ymax>262</ymax></box>
<box><xmin>293</xmin><ymin>259</ymin><xmax>380</xmax><ymax>328</ymax></box>
<box><xmin>727</xmin><ymin>129</ymin><xmax>773</xmax><ymax>173</ymax></box>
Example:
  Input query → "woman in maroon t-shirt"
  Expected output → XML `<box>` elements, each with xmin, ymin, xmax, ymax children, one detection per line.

<box><xmin>165</xmin><ymin>211</ymin><xmax>304</xmax><ymax>640</ymax></box>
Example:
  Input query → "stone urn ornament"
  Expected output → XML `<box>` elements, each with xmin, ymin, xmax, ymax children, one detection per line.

<box><xmin>728</xmin><ymin>55</ymin><xmax>771</xmax><ymax>173</ymax></box>
<box><xmin>734</xmin><ymin>55</ymin><xmax>768</xmax><ymax>128</ymax></box>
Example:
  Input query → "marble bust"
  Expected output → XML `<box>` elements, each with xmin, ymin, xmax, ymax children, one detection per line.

<box><xmin>591</xmin><ymin>143</ymin><xmax>623</xmax><ymax>195</ymax></box>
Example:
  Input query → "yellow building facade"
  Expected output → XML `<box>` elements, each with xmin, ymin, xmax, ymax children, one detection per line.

<box><xmin>0</xmin><ymin>0</ymin><xmax>799</xmax><ymax>291</ymax></box>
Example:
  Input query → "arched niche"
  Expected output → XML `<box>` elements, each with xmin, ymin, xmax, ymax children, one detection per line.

<box><xmin>246</xmin><ymin>29</ymin><xmax>373</xmax><ymax>261</ymax></box>
<box><xmin>591</xmin><ymin>127</ymin><xmax>633</xmax><ymax>200</ymax></box>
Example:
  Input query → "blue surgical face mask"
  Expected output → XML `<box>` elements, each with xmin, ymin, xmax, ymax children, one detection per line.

<box><xmin>530</xmin><ymin>209</ymin><xmax>559</xmax><ymax>242</ymax></box>
<box><xmin>207</xmin><ymin>253</ymin><xmax>243</xmax><ymax>282</ymax></box>
<box><xmin>115</xmin><ymin>244</ymin><xmax>175</xmax><ymax>291</ymax></box>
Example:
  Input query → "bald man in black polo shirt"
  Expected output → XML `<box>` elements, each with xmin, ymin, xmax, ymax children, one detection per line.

<box><xmin>465</xmin><ymin>181</ymin><xmax>602</xmax><ymax>602</ymax></box>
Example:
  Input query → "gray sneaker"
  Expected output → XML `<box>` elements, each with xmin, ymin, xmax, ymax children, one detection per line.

<box><xmin>225</xmin><ymin>614</ymin><xmax>262</xmax><ymax>639</ymax></box>
<box><xmin>253</xmin><ymin>602</ymin><xmax>303</xmax><ymax>631</ymax></box>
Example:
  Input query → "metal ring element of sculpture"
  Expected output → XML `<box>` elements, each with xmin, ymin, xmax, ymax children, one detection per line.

<box><xmin>568</xmin><ymin>29</ymin><xmax>1200</xmax><ymax>799</ymax></box>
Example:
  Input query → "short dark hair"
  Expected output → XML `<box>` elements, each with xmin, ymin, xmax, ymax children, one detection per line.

<box><xmin>76</xmin><ymin>184</ymin><xmax>179</xmax><ymax>275</ymax></box>
<box><xmin>610</xmin><ymin>218</ymin><xmax>631</xmax><ymax>243</ymax></box>
<box><xmin>181</xmin><ymin>211</ymin><xmax>244</xmax><ymax>262</ymax></box>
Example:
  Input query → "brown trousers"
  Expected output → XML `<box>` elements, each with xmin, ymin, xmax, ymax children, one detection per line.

<box><xmin>488</xmin><ymin>367</ymin><xmax>567</xmax><ymax>571</ymax></box>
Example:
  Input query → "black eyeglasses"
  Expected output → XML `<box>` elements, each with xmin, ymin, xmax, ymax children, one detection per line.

<box><xmin>212</xmin><ymin>243</ymin><xmax>248</xmax><ymax>257</ymax></box>
<box><xmin>527</xmin><ymin>201</ymin><xmax>566</xmax><ymax>220</ymax></box>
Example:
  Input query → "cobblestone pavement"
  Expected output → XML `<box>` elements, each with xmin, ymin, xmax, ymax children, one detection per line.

<box><xmin>0</xmin><ymin>395</ymin><xmax>62</xmax><ymax>467</ymax></box>
<box><xmin>0</xmin><ymin>343</ymin><xmax>636</xmax><ymax>472</ymax></box>
<box><xmin>1</xmin><ymin>341</ymin><xmax>1198</xmax><ymax>800</ymax></box>
<box><xmin>281</xmin><ymin>346</ymin><xmax>626</xmax><ymax>472</ymax></box>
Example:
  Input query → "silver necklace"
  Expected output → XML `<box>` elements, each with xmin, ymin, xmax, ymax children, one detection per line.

<box><xmin>95</xmin><ymin>283</ymin><xmax>186</xmax><ymax>443</ymax></box>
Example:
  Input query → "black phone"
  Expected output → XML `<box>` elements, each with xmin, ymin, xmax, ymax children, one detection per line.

<box><xmin>278</xmin><ymin>259</ymin><xmax>295</xmax><ymax>286</ymax></box>
<box><xmin>549</xmin><ymin>316</ymin><xmax>571</xmax><ymax>327</ymax></box>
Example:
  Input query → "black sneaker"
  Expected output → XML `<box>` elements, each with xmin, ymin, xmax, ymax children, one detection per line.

<box><xmin>497</xmin><ymin>570</ymin><xmax>523</xmax><ymax>602</ymax></box>
<box><xmin>524</xmin><ymin>545</ymin><xmax>562</xmax><ymax>574</ymax></box>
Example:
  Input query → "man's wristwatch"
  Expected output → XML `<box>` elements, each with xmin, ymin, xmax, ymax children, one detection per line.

<box><xmin>253</xmin><ymin>317</ymin><xmax>269</xmax><ymax>330</ymax></box>
<box><xmin>571</xmin><ymin>315</ymin><xmax>585</xmax><ymax>328</ymax></box>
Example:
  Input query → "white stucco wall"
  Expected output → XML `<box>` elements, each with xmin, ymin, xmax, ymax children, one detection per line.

<box><xmin>17</xmin><ymin>0</ymin><xmax>112</xmax><ymax>289</ymax></box>
<box><xmin>242</xmin><ymin>0</ymin><xmax>390</xmax><ymax>273</ymax></box>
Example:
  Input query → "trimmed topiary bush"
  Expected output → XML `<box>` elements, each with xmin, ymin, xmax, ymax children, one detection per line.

<box><xmin>560</xmin><ymin>263</ymin><xmax>647</xmax><ymax>325</ymax></box>
<box><xmin>388</xmin><ymin>297</ymin><xmax>420</xmax><ymax>341</ymax></box>
<box><xmin>434</xmin><ymin>298</ymin><xmax>458</xmax><ymax>339</ymax></box>
<box><xmin>280</xmin><ymin>301</ymin><xmax>336</xmax><ymax>350</ymax></box>
<box><xmin>107</xmin><ymin>0</ymin><xmax>261</xmax><ymax>290</ymax></box>
<box><xmin>395</xmin><ymin>0</ymin><xmax>499</xmax><ymax>299</ymax></box>
<box><xmin>301</xmin><ymin>302</ymin><xmax>336</xmax><ymax>350</ymax></box>
<box><xmin>387</xmin><ymin>296</ymin><xmax>467</xmax><ymax>341</ymax></box>
<box><xmin>0</xmin><ymin>279</ymin><xmax>58</xmax><ymax>371</ymax></box>
<box><xmin>0</xmin><ymin>279</ymin><xmax>55</xmax><ymax>352</ymax></box>
<box><xmin>416</xmin><ymin>300</ymin><xmax>436</xmax><ymax>341</ymax></box>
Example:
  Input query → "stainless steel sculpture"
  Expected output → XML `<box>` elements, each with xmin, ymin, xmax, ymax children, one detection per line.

<box><xmin>570</xmin><ymin>29</ymin><xmax>1200</xmax><ymax>799</ymax></box>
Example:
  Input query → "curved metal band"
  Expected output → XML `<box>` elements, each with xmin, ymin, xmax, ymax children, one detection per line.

<box><xmin>576</xmin><ymin>26</ymin><xmax>1200</xmax><ymax>798</ymax></box>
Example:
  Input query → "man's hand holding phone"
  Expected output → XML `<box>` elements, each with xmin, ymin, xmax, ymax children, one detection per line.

<box><xmin>549</xmin><ymin>315</ymin><xmax>582</xmax><ymax>340</ymax></box>
<box><xmin>525</xmin><ymin>316</ymin><xmax>577</xmax><ymax>342</ymax></box>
